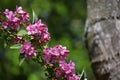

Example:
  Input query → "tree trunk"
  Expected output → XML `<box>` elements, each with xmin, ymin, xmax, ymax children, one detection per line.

<box><xmin>85</xmin><ymin>0</ymin><xmax>120</xmax><ymax>80</ymax></box>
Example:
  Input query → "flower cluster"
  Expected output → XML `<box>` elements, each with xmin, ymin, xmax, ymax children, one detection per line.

<box><xmin>26</xmin><ymin>20</ymin><xmax>50</xmax><ymax>45</ymax></box>
<box><xmin>0</xmin><ymin>6</ymin><xmax>83</xmax><ymax>80</ymax></box>
<box><xmin>43</xmin><ymin>45</ymin><xmax>69</xmax><ymax>64</ymax></box>
<box><xmin>16</xmin><ymin>7</ymin><xmax>30</xmax><ymax>23</ymax></box>
<box><xmin>58</xmin><ymin>61</ymin><xmax>80</xmax><ymax>80</ymax></box>
<box><xmin>43</xmin><ymin>45</ymin><xmax>80</xmax><ymax>80</ymax></box>
<box><xmin>20</xmin><ymin>42</ymin><xmax>37</xmax><ymax>59</ymax></box>
<box><xmin>3</xmin><ymin>6</ymin><xmax>29</xmax><ymax>30</ymax></box>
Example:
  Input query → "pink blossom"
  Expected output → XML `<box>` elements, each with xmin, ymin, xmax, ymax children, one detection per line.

<box><xmin>16</xmin><ymin>6</ymin><xmax>30</xmax><ymax>23</ymax></box>
<box><xmin>26</xmin><ymin>20</ymin><xmax>50</xmax><ymax>45</ymax></box>
<box><xmin>27</xmin><ymin>20</ymin><xmax>47</xmax><ymax>35</ymax></box>
<box><xmin>27</xmin><ymin>24</ymin><xmax>37</xmax><ymax>35</ymax></box>
<box><xmin>58</xmin><ymin>61</ymin><xmax>80</xmax><ymax>80</ymax></box>
<box><xmin>3</xmin><ymin>6</ymin><xmax>29</xmax><ymax>30</ymax></box>
<box><xmin>3</xmin><ymin>9</ymin><xmax>20</xmax><ymax>30</ymax></box>
<box><xmin>59</xmin><ymin>61</ymin><xmax>75</xmax><ymax>77</ymax></box>
<box><xmin>3</xmin><ymin>20</ymin><xmax>20</xmax><ymax>30</ymax></box>
<box><xmin>40</xmin><ymin>31</ymin><xmax>50</xmax><ymax>44</ymax></box>
<box><xmin>43</xmin><ymin>48</ymin><xmax>52</xmax><ymax>64</ymax></box>
<box><xmin>43</xmin><ymin>45</ymin><xmax>70</xmax><ymax>64</ymax></box>
<box><xmin>16</xmin><ymin>6</ymin><xmax>26</xmax><ymax>14</ymax></box>
<box><xmin>56</xmin><ymin>68</ymin><xmax>64</xmax><ymax>78</ymax></box>
<box><xmin>4</xmin><ymin>9</ymin><xmax>16</xmax><ymax>20</ymax></box>
<box><xmin>55</xmin><ymin>45</ymin><xmax>70</xmax><ymax>61</ymax></box>
<box><xmin>20</xmin><ymin>42</ymin><xmax>37</xmax><ymax>59</ymax></box>
<box><xmin>2</xmin><ymin>21</ymin><xmax>8</xmax><ymax>28</ymax></box>
<box><xmin>69</xmin><ymin>74</ymin><xmax>80</xmax><ymax>80</ymax></box>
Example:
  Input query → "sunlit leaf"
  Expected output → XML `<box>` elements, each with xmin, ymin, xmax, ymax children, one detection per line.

<box><xmin>17</xmin><ymin>29</ymin><xmax>27</xmax><ymax>36</ymax></box>
<box><xmin>19</xmin><ymin>57</ymin><xmax>25</xmax><ymax>66</ymax></box>
<box><xmin>10</xmin><ymin>44</ymin><xmax>22</xmax><ymax>49</ymax></box>
<box><xmin>43</xmin><ymin>44</ymin><xmax>48</xmax><ymax>49</ymax></box>
<box><xmin>32</xmin><ymin>9</ymin><xmax>38</xmax><ymax>23</ymax></box>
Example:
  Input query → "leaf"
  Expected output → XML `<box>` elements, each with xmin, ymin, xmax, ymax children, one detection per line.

<box><xmin>32</xmin><ymin>9</ymin><xmax>38</xmax><ymax>23</ymax></box>
<box><xmin>10</xmin><ymin>44</ymin><xmax>22</xmax><ymax>49</ymax></box>
<box><xmin>80</xmin><ymin>69</ymin><xmax>87</xmax><ymax>80</ymax></box>
<box><xmin>17</xmin><ymin>29</ymin><xmax>27</xmax><ymax>36</ymax></box>
<box><xmin>80</xmin><ymin>69</ymin><xmax>84</xmax><ymax>79</ymax></box>
<box><xmin>43</xmin><ymin>44</ymin><xmax>48</xmax><ymax>49</ymax></box>
<box><xmin>84</xmin><ymin>70</ymin><xmax>87</xmax><ymax>78</ymax></box>
<box><xmin>19</xmin><ymin>57</ymin><xmax>25</xmax><ymax>66</ymax></box>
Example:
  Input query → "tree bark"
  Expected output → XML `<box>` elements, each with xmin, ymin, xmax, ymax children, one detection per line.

<box><xmin>85</xmin><ymin>0</ymin><xmax>120</xmax><ymax>80</ymax></box>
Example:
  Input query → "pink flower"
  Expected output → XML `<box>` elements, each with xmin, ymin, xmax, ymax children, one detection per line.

<box><xmin>27</xmin><ymin>20</ymin><xmax>46</xmax><ymax>35</ymax></box>
<box><xmin>16</xmin><ymin>6</ymin><xmax>30</xmax><ymax>23</ymax></box>
<box><xmin>2</xmin><ymin>21</ymin><xmax>8</xmax><ymax>28</ymax></box>
<box><xmin>56</xmin><ymin>68</ymin><xmax>64</xmax><ymax>78</ymax></box>
<box><xmin>55</xmin><ymin>45</ymin><xmax>69</xmax><ymax>61</ymax></box>
<box><xmin>59</xmin><ymin>61</ymin><xmax>75</xmax><ymax>76</ymax></box>
<box><xmin>3</xmin><ymin>6</ymin><xmax>29</xmax><ymax>30</ymax></box>
<box><xmin>20</xmin><ymin>42</ymin><xmax>37</xmax><ymax>59</ymax></box>
<box><xmin>58</xmin><ymin>61</ymin><xmax>80</xmax><ymax>80</ymax></box>
<box><xmin>4</xmin><ymin>9</ymin><xmax>16</xmax><ymax>20</ymax></box>
<box><xmin>3</xmin><ymin>20</ymin><xmax>20</xmax><ymax>30</ymax></box>
<box><xmin>43</xmin><ymin>45</ymin><xmax>70</xmax><ymax>64</ymax></box>
<box><xmin>41</xmin><ymin>31</ymin><xmax>50</xmax><ymax>44</ymax></box>
<box><xmin>27</xmin><ymin>24</ymin><xmax>37</xmax><ymax>35</ymax></box>
<box><xmin>43</xmin><ymin>48</ymin><xmax>52</xmax><ymax>64</ymax></box>
<box><xmin>26</xmin><ymin>20</ymin><xmax>50</xmax><ymax>45</ymax></box>
<box><xmin>16</xmin><ymin>6</ymin><xmax>26</xmax><ymax>14</ymax></box>
<box><xmin>3</xmin><ymin>9</ymin><xmax>20</xmax><ymax>30</ymax></box>
<box><xmin>69</xmin><ymin>74</ymin><xmax>80</xmax><ymax>80</ymax></box>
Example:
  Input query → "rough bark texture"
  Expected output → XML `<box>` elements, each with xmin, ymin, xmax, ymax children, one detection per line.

<box><xmin>85</xmin><ymin>0</ymin><xmax>120</xmax><ymax>80</ymax></box>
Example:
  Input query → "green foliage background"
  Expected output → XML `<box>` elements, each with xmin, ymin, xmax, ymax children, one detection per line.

<box><xmin>0</xmin><ymin>0</ymin><xmax>95</xmax><ymax>80</ymax></box>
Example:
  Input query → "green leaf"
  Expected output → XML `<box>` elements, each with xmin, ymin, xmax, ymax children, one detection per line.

<box><xmin>10</xmin><ymin>44</ymin><xmax>22</xmax><ymax>49</ymax></box>
<box><xmin>19</xmin><ymin>58</ymin><xmax>25</xmax><ymax>66</ymax></box>
<box><xmin>17</xmin><ymin>29</ymin><xmax>27</xmax><ymax>36</ymax></box>
<box><xmin>32</xmin><ymin>9</ymin><xmax>38</xmax><ymax>23</ymax></box>
<box><xmin>43</xmin><ymin>44</ymin><xmax>48</xmax><ymax>49</ymax></box>
<box><xmin>80</xmin><ymin>69</ymin><xmax>87</xmax><ymax>79</ymax></box>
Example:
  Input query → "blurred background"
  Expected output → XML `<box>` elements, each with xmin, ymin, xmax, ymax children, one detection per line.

<box><xmin>0</xmin><ymin>0</ymin><xmax>95</xmax><ymax>80</ymax></box>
